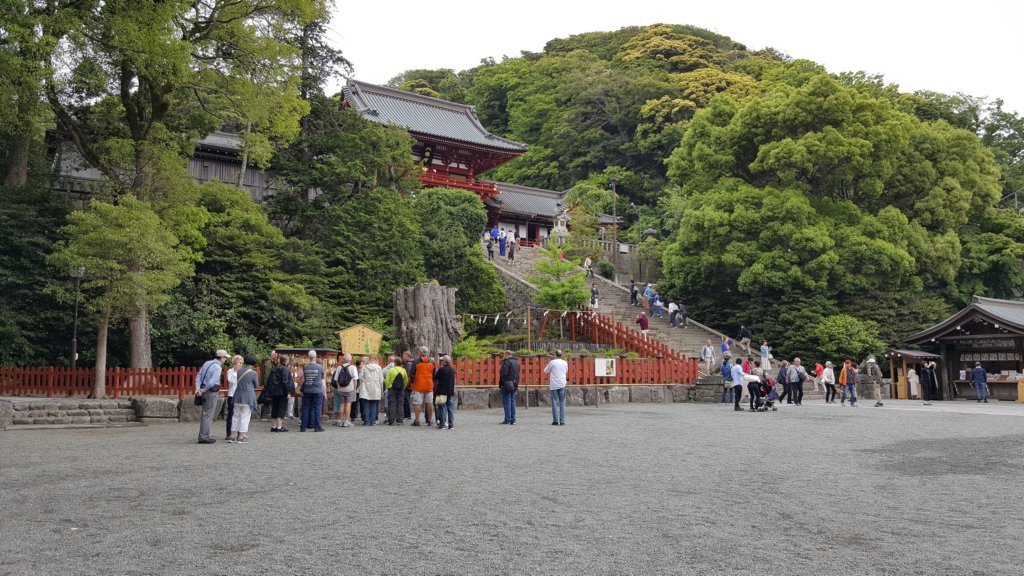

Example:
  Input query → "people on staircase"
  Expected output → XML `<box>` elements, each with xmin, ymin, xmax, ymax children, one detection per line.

<box><xmin>635</xmin><ymin>311</ymin><xmax>650</xmax><ymax>337</ymax></box>
<box><xmin>700</xmin><ymin>340</ymin><xmax>716</xmax><ymax>376</ymax></box>
<box><xmin>737</xmin><ymin>325</ymin><xmax>753</xmax><ymax>355</ymax></box>
<box><xmin>629</xmin><ymin>279</ymin><xmax>639</xmax><ymax>306</ymax></box>
<box><xmin>668</xmin><ymin>301</ymin><xmax>679</xmax><ymax>327</ymax></box>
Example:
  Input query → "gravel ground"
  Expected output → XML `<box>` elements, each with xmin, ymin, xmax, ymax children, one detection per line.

<box><xmin>1</xmin><ymin>400</ymin><xmax>1022</xmax><ymax>576</ymax></box>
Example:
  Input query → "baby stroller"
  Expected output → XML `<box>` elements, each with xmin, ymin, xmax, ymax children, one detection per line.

<box><xmin>753</xmin><ymin>376</ymin><xmax>778</xmax><ymax>412</ymax></box>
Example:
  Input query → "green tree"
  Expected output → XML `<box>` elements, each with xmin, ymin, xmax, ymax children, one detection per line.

<box><xmin>47</xmin><ymin>198</ymin><xmax>192</xmax><ymax>396</ymax></box>
<box><xmin>811</xmin><ymin>315</ymin><xmax>885</xmax><ymax>362</ymax></box>
<box><xmin>530</xmin><ymin>245</ymin><xmax>589</xmax><ymax>311</ymax></box>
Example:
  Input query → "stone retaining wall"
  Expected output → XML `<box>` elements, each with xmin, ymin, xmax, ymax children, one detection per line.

<box><xmin>457</xmin><ymin>384</ymin><xmax>695</xmax><ymax>409</ymax></box>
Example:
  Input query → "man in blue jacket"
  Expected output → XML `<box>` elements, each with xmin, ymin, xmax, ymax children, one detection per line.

<box><xmin>195</xmin><ymin>349</ymin><xmax>228</xmax><ymax>444</ymax></box>
<box><xmin>971</xmin><ymin>362</ymin><xmax>989</xmax><ymax>403</ymax></box>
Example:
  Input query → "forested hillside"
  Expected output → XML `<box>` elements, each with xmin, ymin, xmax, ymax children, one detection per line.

<box><xmin>2</xmin><ymin>14</ymin><xmax>1022</xmax><ymax>367</ymax></box>
<box><xmin>391</xmin><ymin>23</ymin><xmax>1024</xmax><ymax>359</ymax></box>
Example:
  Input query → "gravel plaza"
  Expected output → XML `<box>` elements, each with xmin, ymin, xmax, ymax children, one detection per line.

<box><xmin>1</xmin><ymin>399</ymin><xmax>1022</xmax><ymax>576</ymax></box>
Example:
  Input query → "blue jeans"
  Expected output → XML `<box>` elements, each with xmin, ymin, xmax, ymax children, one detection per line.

<box><xmin>436</xmin><ymin>395</ymin><xmax>455</xmax><ymax>427</ymax></box>
<box><xmin>362</xmin><ymin>399</ymin><xmax>379</xmax><ymax>424</ymax></box>
<box><xmin>300</xmin><ymin>392</ymin><xmax>323</xmax><ymax>430</ymax></box>
<box><xmin>720</xmin><ymin>385</ymin><xmax>733</xmax><ymax>403</ymax></box>
<box><xmin>975</xmin><ymin>382</ymin><xmax>988</xmax><ymax>400</ymax></box>
<box><xmin>502</xmin><ymin>390</ymin><xmax>517</xmax><ymax>423</ymax></box>
<box><xmin>841</xmin><ymin>384</ymin><xmax>856</xmax><ymax>405</ymax></box>
<box><xmin>551</xmin><ymin>388</ymin><xmax>566</xmax><ymax>423</ymax></box>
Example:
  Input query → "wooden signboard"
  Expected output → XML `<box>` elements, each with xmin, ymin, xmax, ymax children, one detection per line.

<box><xmin>338</xmin><ymin>324</ymin><xmax>383</xmax><ymax>356</ymax></box>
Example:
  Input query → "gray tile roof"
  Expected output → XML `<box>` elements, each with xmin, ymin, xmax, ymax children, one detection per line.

<box><xmin>905</xmin><ymin>296</ymin><xmax>1024</xmax><ymax>343</ymax></box>
<box><xmin>487</xmin><ymin>182</ymin><xmax>566</xmax><ymax>219</ymax></box>
<box><xmin>343</xmin><ymin>80</ymin><xmax>527</xmax><ymax>152</ymax></box>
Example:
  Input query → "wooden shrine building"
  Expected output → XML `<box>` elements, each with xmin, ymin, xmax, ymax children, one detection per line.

<box><xmin>342</xmin><ymin>79</ymin><xmax>528</xmax><ymax>203</ymax></box>
<box><xmin>903</xmin><ymin>296</ymin><xmax>1024</xmax><ymax>401</ymax></box>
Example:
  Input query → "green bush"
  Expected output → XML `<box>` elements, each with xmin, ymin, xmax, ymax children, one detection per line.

<box><xmin>597</xmin><ymin>259</ymin><xmax>615</xmax><ymax>279</ymax></box>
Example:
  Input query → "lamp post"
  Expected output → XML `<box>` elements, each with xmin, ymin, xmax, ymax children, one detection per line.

<box><xmin>610</xmin><ymin>176</ymin><xmax>618</xmax><ymax>280</ymax></box>
<box><xmin>638</xmin><ymin>227</ymin><xmax>656</xmax><ymax>283</ymax></box>
<box><xmin>71</xmin><ymin>266</ymin><xmax>84</xmax><ymax>371</ymax></box>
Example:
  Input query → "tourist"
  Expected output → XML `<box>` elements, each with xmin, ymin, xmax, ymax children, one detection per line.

<box><xmin>788</xmin><ymin>357</ymin><xmax>807</xmax><ymax>406</ymax></box>
<box><xmin>630</xmin><ymin>279</ymin><xmax>638</xmax><ymax>306</ymax></box>
<box><xmin>653</xmin><ymin>294</ymin><xmax>664</xmax><ymax>318</ymax></box>
<box><xmin>508</xmin><ymin>237</ymin><xmax>516</xmax><ymax>263</ymax></box>
<box><xmin>747</xmin><ymin>359</ymin><xmax>764</xmax><ymax>410</ymax></box>
<box><xmin>194</xmin><ymin>349</ymin><xmax>228</xmax><ymax>444</ymax></box>
<box><xmin>544</xmin><ymin>350</ymin><xmax>569</xmax><ymax>425</ymax></box>
<box><xmin>971</xmin><ymin>361</ymin><xmax>988</xmax><ymax>403</ymax></box>
<box><xmin>839</xmin><ymin>360</ymin><xmax>857</xmax><ymax>406</ymax></box>
<box><xmin>359</xmin><ymin>356</ymin><xmax>383</xmax><ymax>426</ymax></box>
<box><xmin>864</xmin><ymin>356</ymin><xmax>884</xmax><ymax>407</ymax></box>
<box><xmin>731</xmin><ymin>357</ymin><xmax>745</xmax><ymax>411</ymax></box>
<box><xmin>583</xmin><ymin>256</ymin><xmax>594</xmax><ymax>278</ymax></box>
<box><xmin>228</xmin><ymin>355</ymin><xmax>258</xmax><ymax>444</ymax></box>
<box><xmin>499</xmin><ymin>229</ymin><xmax>507</xmax><ymax>257</ymax></box>
<box><xmin>822</xmin><ymin>361</ymin><xmax>837</xmax><ymax>404</ymax></box>
<box><xmin>737</xmin><ymin>325</ymin><xmax>753</xmax><ymax>355</ymax></box>
<box><xmin>759</xmin><ymin>340</ymin><xmax>772</xmax><ymax>370</ymax></box>
<box><xmin>741</xmin><ymin>356</ymin><xmax>751</xmax><ymax>375</ymax></box>
<box><xmin>812</xmin><ymin>362</ymin><xmax>824</xmax><ymax>393</ymax></box>
<box><xmin>402</xmin><ymin>351</ymin><xmax>415</xmax><ymax>420</ymax></box>
<box><xmin>720</xmin><ymin>336</ymin><xmax>732</xmax><ymax>360</ymax></box>
<box><xmin>410</xmin><ymin>346</ymin><xmax>436</xmax><ymax>426</ymax></box>
<box><xmin>646</xmin><ymin>286</ymin><xmax>656</xmax><ymax>315</ymax></box>
<box><xmin>700</xmin><ymin>339</ymin><xmax>717</xmax><ymax>376</ymax></box>
<box><xmin>299</xmin><ymin>350</ymin><xmax>325</xmax><ymax>432</ymax></box>
<box><xmin>720</xmin><ymin>357</ymin><xmax>734</xmax><ymax>404</ymax></box>
<box><xmin>590</xmin><ymin>283</ymin><xmax>599</xmax><ymax>310</ymax></box>
<box><xmin>920</xmin><ymin>360</ymin><xmax>938</xmax><ymax>405</ymax></box>
<box><xmin>677</xmin><ymin>302</ymin><xmax>688</xmax><ymax>329</ymax></box>
<box><xmin>268</xmin><ymin>354</ymin><xmax>292</xmax><ymax>432</ymax></box>
<box><xmin>776</xmin><ymin>360</ymin><xmax>792</xmax><ymax>404</ymax></box>
<box><xmin>380</xmin><ymin>355</ymin><xmax>395</xmax><ymax>418</ymax></box>
<box><xmin>635</xmin><ymin>311</ymin><xmax>649</xmax><ymax>337</ymax></box>
<box><xmin>384</xmin><ymin>357</ymin><xmax>408</xmax><ymax>425</ymax></box>
<box><xmin>499</xmin><ymin>350</ymin><xmax>520</xmax><ymax>425</ymax></box>
<box><xmin>486</xmin><ymin>238</ymin><xmax>494</xmax><ymax>261</ymax></box>
<box><xmin>434</xmin><ymin>355</ymin><xmax>456</xmax><ymax>430</ymax></box>
<box><xmin>330</xmin><ymin>354</ymin><xmax>356</xmax><ymax>427</ymax></box>
<box><xmin>224</xmin><ymin>354</ymin><xmax>243</xmax><ymax>441</ymax></box>
<box><xmin>490</xmin><ymin>224</ymin><xmax>499</xmax><ymax>242</ymax></box>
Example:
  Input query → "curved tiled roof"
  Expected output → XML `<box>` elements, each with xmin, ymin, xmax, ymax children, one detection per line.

<box><xmin>486</xmin><ymin>182</ymin><xmax>566</xmax><ymax>219</ymax></box>
<box><xmin>343</xmin><ymin>80</ymin><xmax>527</xmax><ymax>153</ymax></box>
<box><xmin>905</xmin><ymin>296</ymin><xmax>1024</xmax><ymax>343</ymax></box>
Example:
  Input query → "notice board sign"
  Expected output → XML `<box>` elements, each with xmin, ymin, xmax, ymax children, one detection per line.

<box><xmin>595</xmin><ymin>358</ymin><xmax>616</xmax><ymax>377</ymax></box>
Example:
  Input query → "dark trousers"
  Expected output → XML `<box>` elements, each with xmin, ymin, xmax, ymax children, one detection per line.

<box><xmin>792</xmin><ymin>381</ymin><xmax>804</xmax><ymax>405</ymax></box>
<box><xmin>388</xmin><ymin>388</ymin><xmax>405</xmax><ymax>424</ymax></box>
<box><xmin>825</xmin><ymin>384</ymin><xmax>837</xmax><ymax>402</ymax></box>
<box><xmin>300</xmin><ymin>393</ymin><xmax>323</xmax><ymax>430</ymax></box>
<box><xmin>403</xmin><ymin>388</ymin><xmax>412</xmax><ymax>419</ymax></box>
<box><xmin>224</xmin><ymin>396</ymin><xmax>234</xmax><ymax>438</ymax></box>
<box><xmin>733</xmin><ymin>385</ymin><xmax>743</xmax><ymax>409</ymax></box>
<box><xmin>669</xmin><ymin>311</ymin><xmax>677</xmax><ymax>327</ymax></box>
<box><xmin>501</xmin><ymin>390</ymin><xmax>516</xmax><ymax>423</ymax></box>
<box><xmin>747</xmin><ymin>382</ymin><xmax>760</xmax><ymax>410</ymax></box>
<box><xmin>351</xmin><ymin>393</ymin><xmax>361</xmax><ymax>421</ymax></box>
<box><xmin>778</xmin><ymin>381</ymin><xmax>791</xmax><ymax>403</ymax></box>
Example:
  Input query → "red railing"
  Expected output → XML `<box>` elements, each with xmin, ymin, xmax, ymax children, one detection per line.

<box><xmin>0</xmin><ymin>366</ymin><xmax>213</xmax><ymax>399</ymax></box>
<box><xmin>451</xmin><ymin>354</ymin><xmax>697</xmax><ymax>388</ymax></box>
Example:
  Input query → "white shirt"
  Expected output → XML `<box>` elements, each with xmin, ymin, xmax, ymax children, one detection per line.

<box><xmin>544</xmin><ymin>358</ymin><xmax>569</xmax><ymax>390</ymax></box>
<box><xmin>730</xmin><ymin>364</ymin><xmax>745</xmax><ymax>387</ymax></box>
<box><xmin>822</xmin><ymin>367</ymin><xmax>835</xmax><ymax>385</ymax></box>
<box><xmin>668</xmin><ymin>303</ymin><xmax>679</xmax><ymax>314</ymax></box>
<box><xmin>227</xmin><ymin>368</ymin><xmax>238</xmax><ymax>397</ymax></box>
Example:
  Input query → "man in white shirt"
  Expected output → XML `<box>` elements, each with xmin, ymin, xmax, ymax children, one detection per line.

<box><xmin>668</xmin><ymin>301</ymin><xmax>680</xmax><ymax>328</ymax></box>
<box><xmin>332</xmin><ymin>354</ymin><xmax>360</xmax><ymax>427</ymax></box>
<box><xmin>730</xmin><ymin>357</ymin><xmax>746</xmax><ymax>411</ymax></box>
<box><xmin>543</xmin><ymin>349</ymin><xmax>569</xmax><ymax>425</ymax></box>
<box><xmin>700</xmin><ymin>339</ymin><xmax>716</xmax><ymax>376</ymax></box>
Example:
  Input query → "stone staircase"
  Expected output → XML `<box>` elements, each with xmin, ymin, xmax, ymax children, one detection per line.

<box><xmin>1</xmin><ymin>397</ymin><xmax>140</xmax><ymax>429</ymax></box>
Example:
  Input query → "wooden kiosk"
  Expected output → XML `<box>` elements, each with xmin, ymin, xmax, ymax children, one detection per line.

<box><xmin>903</xmin><ymin>296</ymin><xmax>1024</xmax><ymax>401</ymax></box>
<box><xmin>885</xmin><ymin>349</ymin><xmax>941</xmax><ymax>399</ymax></box>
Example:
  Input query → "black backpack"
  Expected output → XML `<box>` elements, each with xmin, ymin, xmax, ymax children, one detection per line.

<box><xmin>391</xmin><ymin>370</ymin><xmax>405</xmax><ymax>391</ymax></box>
<box><xmin>332</xmin><ymin>365</ymin><xmax>353</xmax><ymax>389</ymax></box>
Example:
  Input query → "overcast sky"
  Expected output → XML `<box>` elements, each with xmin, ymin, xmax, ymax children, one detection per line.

<box><xmin>329</xmin><ymin>0</ymin><xmax>1022</xmax><ymax>116</ymax></box>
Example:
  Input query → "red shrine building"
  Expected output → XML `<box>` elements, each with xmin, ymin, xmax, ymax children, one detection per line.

<box><xmin>342</xmin><ymin>79</ymin><xmax>568</xmax><ymax>246</ymax></box>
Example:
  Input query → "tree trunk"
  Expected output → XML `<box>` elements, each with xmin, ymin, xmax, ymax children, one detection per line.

<box><xmin>393</xmin><ymin>284</ymin><xmax>462</xmax><ymax>356</ymax></box>
<box><xmin>3</xmin><ymin>129</ymin><xmax>31</xmax><ymax>188</ymax></box>
<box><xmin>129</xmin><ymin>303</ymin><xmax>153</xmax><ymax>369</ymax></box>
<box><xmin>94</xmin><ymin>309</ymin><xmax>110</xmax><ymax>399</ymax></box>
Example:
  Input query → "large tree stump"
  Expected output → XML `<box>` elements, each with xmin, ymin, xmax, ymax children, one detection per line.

<box><xmin>393</xmin><ymin>284</ymin><xmax>462</xmax><ymax>355</ymax></box>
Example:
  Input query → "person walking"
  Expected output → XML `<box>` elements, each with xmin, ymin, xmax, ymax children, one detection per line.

<box><xmin>359</xmin><ymin>356</ymin><xmax>383</xmax><ymax>425</ymax></box>
<box><xmin>590</xmin><ymin>283</ymin><xmax>599</xmax><ymax>310</ymax></box>
<box><xmin>629</xmin><ymin>279</ymin><xmax>638</xmax><ymax>306</ymax></box>
<box><xmin>267</xmin><ymin>354</ymin><xmax>292</xmax><ymax>432</ymax></box>
<box><xmin>544</xmin><ymin>349</ymin><xmax>569</xmax><ymax>425</ymax></box>
<box><xmin>737</xmin><ymin>325</ymin><xmax>753</xmax><ymax>355</ymax></box>
<box><xmin>865</xmin><ymin>356</ymin><xmax>884</xmax><ymax>407</ymax></box>
<box><xmin>635</xmin><ymin>312</ymin><xmax>650</xmax><ymax>337</ymax></box>
<box><xmin>920</xmin><ymin>360</ymin><xmax>938</xmax><ymax>404</ymax></box>
<box><xmin>499</xmin><ymin>229</ymin><xmax>507</xmax><ymax>257</ymax></box>
<box><xmin>788</xmin><ymin>357</ymin><xmax>807</xmax><ymax>406</ymax></box>
<box><xmin>195</xmin><ymin>349</ymin><xmax>229</xmax><ymax>444</ymax></box>
<box><xmin>410</xmin><ymin>347</ymin><xmax>435</xmax><ymax>426</ymax></box>
<box><xmin>384</xmin><ymin>357</ymin><xmax>408</xmax><ymax>425</ymax></box>
<box><xmin>759</xmin><ymin>340</ymin><xmax>772</xmax><ymax>370</ymax></box>
<box><xmin>668</xmin><ymin>301</ymin><xmax>679</xmax><ymax>327</ymax></box>
<box><xmin>700</xmin><ymin>339</ymin><xmax>717</xmax><ymax>376</ymax></box>
<box><xmin>822</xmin><ymin>361</ymin><xmax>837</xmax><ymax>404</ymax></box>
<box><xmin>228</xmin><ymin>355</ymin><xmax>258</xmax><ymax>444</ymax></box>
<box><xmin>507</xmin><ymin>237</ymin><xmax>516</xmax><ymax>264</ymax></box>
<box><xmin>299</xmin><ymin>350</ymin><xmax>326</xmax><ymax>432</ymax></box>
<box><xmin>499</xmin><ymin>350</ymin><xmax>520</xmax><ymax>425</ymax></box>
<box><xmin>971</xmin><ymin>361</ymin><xmax>988</xmax><ymax>403</ymax></box>
<box><xmin>839</xmin><ymin>360</ymin><xmax>857</xmax><ymax>407</ymax></box>
<box><xmin>730</xmin><ymin>357</ymin><xmax>745</xmax><ymax>411</ymax></box>
<box><xmin>331</xmin><ymin>354</ymin><xmax>359</xmax><ymax>427</ymax></box>
<box><xmin>746</xmin><ymin>359</ymin><xmax>764</xmax><ymax>410</ymax></box>
<box><xmin>434</xmin><ymin>355</ymin><xmax>456</xmax><ymax>430</ymax></box>
<box><xmin>653</xmin><ymin>294</ymin><xmax>664</xmax><ymax>318</ymax></box>
<box><xmin>486</xmin><ymin>238</ymin><xmax>494</xmax><ymax>261</ymax></box>
<box><xmin>776</xmin><ymin>360</ymin><xmax>792</xmax><ymax>404</ymax></box>
<box><xmin>813</xmin><ymin>362</ymin><xmax>824</xmax><ymax>393</ymax></box>
<box><xmin>678</xmin><ymin>302</ymin><xmax>688</xmax><ymax>329</ymax></box>
<box><xmin>224</xmin><ymin>354</ymin><xmax>243</xmax><ymax>440</ymax></box>
<box><xmin>720</xmin><ymin>357</ymin><xmax>734</xmax><ymax>404</ymax></box>
<box><xmin>583</xmin><ymin>256</ymin><xmax>594</xmax><ymax>278</ymax></box>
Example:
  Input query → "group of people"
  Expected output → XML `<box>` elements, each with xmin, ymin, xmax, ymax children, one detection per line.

<box><xmin>631</xmin><ymin>280</ymin><xmax>688</xmax><ymax>331</ymax></box>
<box><xmin>486</xmin><ymin>226</ymin><xmax>517</xmax><ymax>264</ymax></box>
<box><xmin>194</xmin><ymin>346</ymin><xmax>578</xmax><ymax>445</ymax></box>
